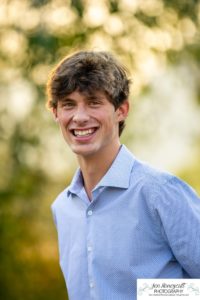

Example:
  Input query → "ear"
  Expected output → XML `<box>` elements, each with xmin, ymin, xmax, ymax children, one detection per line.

<box><xmin>116</xmin><ymin>100</ymin><xmax>129</xmax><ymax>122</ymax></box>
<box><xmin>52</xmin><ymin>107</ymin><xmax>59</xmax><ymax>122</ymax></box>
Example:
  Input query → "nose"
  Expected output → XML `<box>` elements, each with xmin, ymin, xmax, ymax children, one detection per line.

<box><xmin>72</xmin><ymin>104</ymin><xmax>90</xmax><ymax>124</ymax></box>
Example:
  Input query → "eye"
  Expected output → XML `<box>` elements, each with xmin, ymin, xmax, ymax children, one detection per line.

<box><xmin>88</xmin><ymin>100</ymin><xmax>102</xmax><ymax>107</ymax></box>
<box><xmin>61</xmin><ymin>100</ymin><xmax>76</xmax><ymax>109</ymax></box>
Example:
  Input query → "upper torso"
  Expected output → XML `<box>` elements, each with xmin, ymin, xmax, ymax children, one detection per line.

<box><xmin>52</xmin><ymin>145</ymin><xmax>200</xmax><ymax>300</ymax></box>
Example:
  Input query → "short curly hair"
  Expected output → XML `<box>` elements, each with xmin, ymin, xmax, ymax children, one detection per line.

<box><xmin>46</xmin><ymin>51</ymin><xmax>130</xmax><ymax>136</ymax></box>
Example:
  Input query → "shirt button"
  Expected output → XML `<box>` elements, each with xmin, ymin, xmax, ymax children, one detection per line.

<box><xmin>88</xmin><ymin>210</ymin><xmax>93</xmax><ymax>216</ymax></box>
<box><xmin>87</xmin><ymin>246</ymin><xmax>92</xmax><ymax>252</ymax></box>
<box><xmin>89</xmin><ymin>282</ymin><xmax>94</xmax><ymax>288</ymax></box>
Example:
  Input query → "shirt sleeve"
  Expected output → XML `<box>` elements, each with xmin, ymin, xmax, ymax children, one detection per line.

<box><xmin>153</xmin><ymin>176</ymin><xmax>200</xmax><ymax>278</ymax></box>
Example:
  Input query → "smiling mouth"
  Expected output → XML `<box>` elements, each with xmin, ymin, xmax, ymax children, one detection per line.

<box><xmin>72</xmin><ymin>128</ymin><xmax>97</xmax><ymax>137</ymax></box>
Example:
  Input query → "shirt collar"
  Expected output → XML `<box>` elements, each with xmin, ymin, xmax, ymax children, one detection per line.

<box><xmin>67</xmin><ymin>168</ymin><xmax>83</xmax><ymax>195</ymax></box>
<box><xmin>95</xmin><ymin>145</ymin><xmax>135</xmax><ymax>190</ymax></box>
<box><xmin>68</xmin><ymin>145</ymin><xmax>135</xmax><ymax>196</ymax></box>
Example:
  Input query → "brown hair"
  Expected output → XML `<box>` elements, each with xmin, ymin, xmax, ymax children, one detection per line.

<box><xmin>46</xmin><ymin>51</ymin><xmax>130</xmax><ymax>136</ymax></box>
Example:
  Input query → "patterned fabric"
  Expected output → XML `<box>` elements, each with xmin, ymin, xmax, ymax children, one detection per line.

<box><xmin>51</xmin><ymin>145</ymin><xmax>200</xmax><ymax>300</ymax></box>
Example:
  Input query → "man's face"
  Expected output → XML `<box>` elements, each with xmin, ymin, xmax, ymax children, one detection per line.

<box><xmin>53</xmin><ymin>90</ymin><xmax>129</xmax><ymax>159</ymax></box>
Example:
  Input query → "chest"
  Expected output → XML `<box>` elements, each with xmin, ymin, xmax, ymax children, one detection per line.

<box><xmin>56</xmin><ymin>189</ymin><xmax>166</xmax><ymax>268</ymax></box>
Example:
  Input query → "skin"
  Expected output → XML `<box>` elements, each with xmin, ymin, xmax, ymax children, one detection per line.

<box><xmin>53</xmin><ymin>90</ymin><xmax>129</xmax><ymax>199</ymax></box>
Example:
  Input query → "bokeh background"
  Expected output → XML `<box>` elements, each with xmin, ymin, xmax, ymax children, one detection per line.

<box><xmin>0</xmin><ymin>0</ymin><xmax>200</xmax><ymax>299</ymax></box>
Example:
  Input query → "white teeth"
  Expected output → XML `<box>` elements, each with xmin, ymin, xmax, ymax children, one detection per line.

<box><xmin>74</xmin><ymin>129</ymin><xmax>94</xmax><ymax>137</ymax></box>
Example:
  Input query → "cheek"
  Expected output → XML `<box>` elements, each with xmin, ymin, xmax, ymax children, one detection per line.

<box><xmin>57</xmin><ymin>112</ymin><xmax>71</xmax><ymax>125</ymax></box>
<box><xmin>98</xmin><ymin>108</ymin><xmax>116</xmax><ymax>120</ymax></box>
<box><xmin>102</xmin><ymin>115</ymin><xmax>119</xmax><ymax>134</ymax></box>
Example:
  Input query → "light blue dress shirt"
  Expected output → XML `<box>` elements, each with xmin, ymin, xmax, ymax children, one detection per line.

<box><xmin>51</xmin><ymin>145</ymin><xmax>200</xmax><ymax>300</ymax></box>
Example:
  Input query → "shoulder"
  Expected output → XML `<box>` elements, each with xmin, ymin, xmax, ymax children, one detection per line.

<box><xmin>51</xmin><ymin>187</ymin><xmax>70</xmax><ymax>213</ymax></box>
<box><xmin>128</xmin><ymin>158</ymin><xmax>200</xmax><ymax>236</ymax></box>
<box><xmin>130</xmin><ymin>157</ymin><xmax>174</xmax><ymax>188</ymax></box>
<box><xmin>130</xmin><ymin>157</ymin><xmax>199</xmax><ymax>206</ymax></box>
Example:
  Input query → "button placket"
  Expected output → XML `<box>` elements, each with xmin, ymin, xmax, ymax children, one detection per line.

<box><xmin>86</xmin><ymin>205</ymin><xmax>96</xmax><ymax>298</ymax></box>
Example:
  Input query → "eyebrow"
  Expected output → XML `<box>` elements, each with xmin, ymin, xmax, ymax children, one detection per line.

<box><xmin>87</xmin><ymin>96</ymin><xmax>102</xmax><ymax>101</ymax></box>
<box><xmin>60</xmin><ymin>94</ymin><xmax>105</xmax><ymax>102</ymax></box>
<box><xmin>86</xmin><ymin>94</ymin><xmax>106</xmax><ymax>101</ymax></box>
<box><xmin>59</xmin><ymin>97</ymin><xmax>75</xmax><ymax>103</ymax></box>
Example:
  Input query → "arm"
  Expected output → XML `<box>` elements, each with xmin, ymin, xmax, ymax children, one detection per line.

<box><xmin>153</xmin><ymin>176</ymin><xmax>200</xmax><ymax>277</ymax></box>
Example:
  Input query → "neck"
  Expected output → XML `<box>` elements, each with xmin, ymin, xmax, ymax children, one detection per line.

<box><xmin>77</xmin><ymin>143</ymin><xmax>121</xmax><ymax>200</ymax></box>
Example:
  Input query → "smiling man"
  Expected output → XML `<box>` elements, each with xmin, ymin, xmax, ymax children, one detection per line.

<box><xmin>46</xmin><ymin>51</ymin><xmax>200</xmax><ymax>300</ymax></box>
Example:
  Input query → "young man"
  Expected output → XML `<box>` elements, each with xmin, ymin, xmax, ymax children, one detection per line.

<box><xmin>47</xmin><ymin>51</ymin><xmax>200</xmax><ymax>300</ymax></box>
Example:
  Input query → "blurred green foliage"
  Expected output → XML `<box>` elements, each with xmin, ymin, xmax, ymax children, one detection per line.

<box><xmin>0</xmin><ymin>0</ymin><xmax>200</xmax><ymax>299</ymax></box>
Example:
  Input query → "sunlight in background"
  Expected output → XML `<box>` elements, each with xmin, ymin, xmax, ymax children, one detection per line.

<box><xmin>0</xmin><ymin>30</ymin><xmax>27</xmax><ymax>60</ymax></box>
<box><xmin>43</xmin><ymin>5</ymin><xmax>77</xmax><ymax>33</ymax></box>
<box><xmin>84</xmin><ymin>1</ymin><xmax>108</xmax><ymax>27</ymax></box>
<box><xmin>88</xmin><ymin>32</ymin><xmax>113</xmax><ymax>51</ymax></box>
<box><xmin>119</xmin><ymin>0</ymin><xmax>139</xmax><ymax>12</ymax></box>
<box><xmin>31</xmin><ymin>64</ymin><xmax>52</xmax><ymax>85</ymax></box>
<box><xmin>6</xmin><ymin>80</ymin><xmax>36</xmax><ymax>121</ymax></box>
<box><xmin>129</xmin><ymin>64</ymin><xmax>200</xmax><ymax>172</ymax></box>
<box><xmin>104</xmin><ymin>15</ymin><xmax>124</xmax><ymax>36</ymax></box>
<box><xmin>0</xmin><ymin>0</ymin><xmax>200</xmax><ymax>177</ymax></box>
<box><xmin>139</xmin><ymin>0</ymin><xmax>163</xmax><ymax>16</ymax></box>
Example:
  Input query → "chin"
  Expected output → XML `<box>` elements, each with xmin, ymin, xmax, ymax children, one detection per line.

<box><xmin>71</xmin><ymin>145</ymin><xmax>99</xmax><ymax>157</ymax></box>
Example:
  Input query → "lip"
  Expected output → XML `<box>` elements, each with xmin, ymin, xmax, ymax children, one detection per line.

<box><xmin>70</xmin><ymin>127</ymin><xmax>99</xmax><ymax>142</ymax></box>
